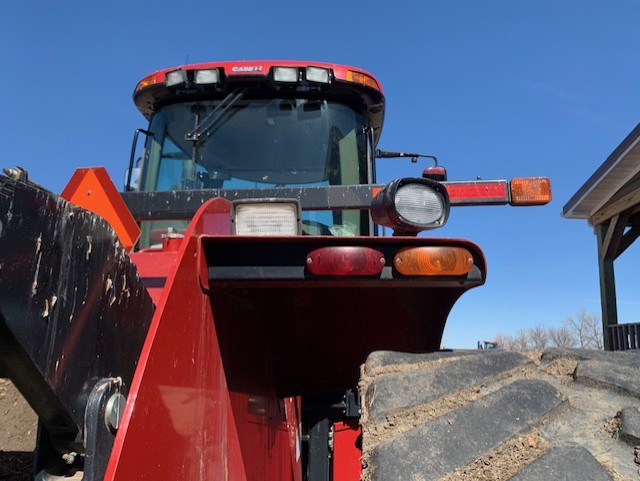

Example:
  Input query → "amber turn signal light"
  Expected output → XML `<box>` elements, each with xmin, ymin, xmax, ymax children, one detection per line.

<box><xmin>135</xmin><ymin>73</ymin><xmax>157</xmax><ymax>92</ymax></box>
<box><xmin>509</xmin><ymin>177</ymin><xmax>552</xmax><ymax>206</ymax></box>
<box><xmin>346</xmin><ymin>70</ymin><xmax>381</xmax><ymax>92</ymax></box>
<box><xmin>394</xmin><ymin>246</ymin><xmax>474</xmax><ymax>276</ymax></box>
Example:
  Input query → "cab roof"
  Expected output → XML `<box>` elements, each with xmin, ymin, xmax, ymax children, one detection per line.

<box><xmin>133</xmin><ymin>60</ymin><xmax>386</xmax><ymax>143</ymax></box>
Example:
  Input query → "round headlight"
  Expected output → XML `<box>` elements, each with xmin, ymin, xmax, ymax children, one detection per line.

<box><xmin>395</xmin><ymin>183</ymin><xmax>445</xmax><ymax>225</ymax></box>
<box><xmin>370</xmin><ymin>178</ymin><xmax>450</xmax><ymax>236</ymax></box>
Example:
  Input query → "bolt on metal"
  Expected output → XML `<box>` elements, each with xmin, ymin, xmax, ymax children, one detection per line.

<box><xmin>105</xmin><ymin>392</ymin><xmax>126</xmax><ymax>433</ymax></box>
<box><xmin>62</xmin><ymin>452</ymin><xmax>77</xmax><ymax>464</ymax></box>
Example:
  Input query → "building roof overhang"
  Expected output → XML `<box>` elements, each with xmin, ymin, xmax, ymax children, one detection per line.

<box><xmin>563</xmin><ymin>123</ymin><xmax>640</xmax><ymax>226</ymax></box>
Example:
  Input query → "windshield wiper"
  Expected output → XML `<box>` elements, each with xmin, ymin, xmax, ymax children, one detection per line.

<box><xmin>185</xmin><ymin>88</ymin><xmax>246</xmax><ymax>144</ymax></box>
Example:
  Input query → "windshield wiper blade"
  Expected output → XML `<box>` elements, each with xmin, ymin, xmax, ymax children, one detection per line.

<box><xmin>185</xmin><ymin>88</ymin><xmax>246</xmax><ymax>143</ymax></box>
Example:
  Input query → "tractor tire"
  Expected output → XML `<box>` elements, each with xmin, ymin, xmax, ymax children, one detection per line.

<box><xmin>359</xmin><ymin>348</ymin><xmax>640</xmax><ymax>481</ymax></box>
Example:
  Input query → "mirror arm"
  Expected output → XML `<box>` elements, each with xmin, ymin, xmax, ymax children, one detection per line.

<box><xmin>375</xmin><ymin>149</ymin><xmax>439</xmax><ymax>166</ymax></box>
<box><xmin>126</xmin><ymin>129</ymin><xmax>154</xmax><ymax>192</ymax></box>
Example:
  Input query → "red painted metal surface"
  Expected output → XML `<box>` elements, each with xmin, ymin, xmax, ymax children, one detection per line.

<box><xmin>104</xmin><ymin>198</ymin><xmax>301</xmax><ymax>480</ymax></box>
<box><xmin>200</xmin><ymin>235</ymin><xmax>487</xmax><ymax>395</ymax></box>
<box><xmin>129</xmin><ymin>248</ymin><xmax>178</xmax><ymax>305</ymax></box>
<box><xmin>131</xmin><ymin>201</ymin><xmax>232</xmax><ymax>304</ymax></box>
<box><xmin>284</xmin><ymin>397</ymin><xmax>303</xmax><ymax>481</ymax></box>
<box><xmin>333</xmin><ymin>421</ymin><xmax>362</xmax><ymax>481</ymax></box>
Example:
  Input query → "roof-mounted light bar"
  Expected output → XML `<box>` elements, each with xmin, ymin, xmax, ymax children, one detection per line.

<box><xmin>134</xmin><ymin>61</ymin><xmax>384</xmax><ymax>97</ymax></box>
<box><xmin>272</xmin><ymin>65</ymin><xmax>333</xmax><ymax>85</ymax></box>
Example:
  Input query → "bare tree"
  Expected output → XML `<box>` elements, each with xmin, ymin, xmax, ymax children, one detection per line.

<box><xmin>512</xmin><ymin>329</ymin><xmax>530</xmax><ymax>351</ymax></box>
<box><xmin>528</xmin><ymin>325</ymin><xmax>549</xmax><ymax>350</ymax></box>
<box><xmin>492</xmin><ymin>333</ymin><xmax>514</xmax><ymax>350</ymax></box>
<box><xmin>490</xmin><ymin>309</ymin><xmax>603</xmax><ymax>351</ymax></box>
<box><xmin>548</xmin><ymin>325</ymin><xmax>577</xmax><ymax>348</ymax></box>
<box><xmin>583</xmin><ymin>310</ymin><xmax>603</xmax><ymax>350</ymax></box>
<box><xmin>565</xmin><ymin>310</ymin><xmax>587</xmax><ymax>348</ymax></box>
<box><xmin>565</xmin><ymin>309</ymin><xmax>603</xmax><ymax>350</ymax></box>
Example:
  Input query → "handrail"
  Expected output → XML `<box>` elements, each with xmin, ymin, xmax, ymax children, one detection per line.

<box><xmin>609</xmin><ymin>322</ymin><xmax>640</xmax><ymax>350</ymax></box>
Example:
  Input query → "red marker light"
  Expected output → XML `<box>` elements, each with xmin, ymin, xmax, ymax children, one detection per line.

<box><xmin>306</xmin><ymin>247</ymin><xmax>385</xmax><ymax>276</ymax></box>
<box><xmin>445</xmin><ymin>181</ymin><xmax>509</xmax><ymax>204</ymax></box>
<box><xmin>422</xmin><ymin>166</ymin><xmax>447</xmax><ymax>182</ymax></box>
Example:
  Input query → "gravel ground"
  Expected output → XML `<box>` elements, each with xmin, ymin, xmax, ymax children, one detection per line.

<box><xmin>0</xmin><ymin>379</ymin><xmax>37</xmax><ymax>480</ymax></box>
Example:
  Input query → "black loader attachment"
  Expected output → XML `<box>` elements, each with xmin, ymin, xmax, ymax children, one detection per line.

<box><xmin>0</xmin><ymin>172</ymin><xmax>154</xmax><ymax>479</ymax></box>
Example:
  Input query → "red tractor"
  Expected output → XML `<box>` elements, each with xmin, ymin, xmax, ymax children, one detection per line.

<box><xmin>9</xmin><ymin>61</ymin><xmax>633</xmax><ymax>481</ymax></box>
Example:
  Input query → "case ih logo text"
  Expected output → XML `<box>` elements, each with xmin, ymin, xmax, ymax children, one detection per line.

<box><xmin>231</xmin><ymin>66</ymin><xmax>263</xmax><ymax>72</ymax></box>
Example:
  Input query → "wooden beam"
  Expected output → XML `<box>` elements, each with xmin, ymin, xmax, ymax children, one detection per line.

<box><xmin>616</xmin><ymin>224</ymin><xmax>640</xmax><ymax>259</ymax></box>
<box><xmin>600</xmin><ymin>214</ymin><xmax>621</xmax><ymax>260</ymax></box>
<box><xmin>596</xmin><ymin>223</ymin><xmax>618</xmax><ymax>350</ymax></box>
<box><xmin>607</xmin><ymin>204</ymin><xmax>640</xmax><ymax>260</ymax></box>
<box><xmin>591</xmin><ymin>184</ymin><xmax>640</xmax><ymax>226</ymax></box>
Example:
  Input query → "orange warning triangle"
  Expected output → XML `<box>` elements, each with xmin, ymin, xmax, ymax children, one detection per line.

<box><xmin>61</xmin><ymin>167</ymin><xmax>140</xmax><ymax>252</ymax></box>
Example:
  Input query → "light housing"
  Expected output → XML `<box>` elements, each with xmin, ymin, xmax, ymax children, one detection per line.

<box><xmin>445</xmin><ymin>180</ymin><xmax>509</xmax><ymax>205</ymax></box>
<box><xmin>346</xmin><ymin>70</ymin><xmax>381</xmax><ymax>91</ymax></box>
<box><xmin>305</xmin><ymin>66</ymin><xmax>331</xmax><ymax>84</ymax></box>
<box><xmin>509</xmin><ymin>177</ymin><xmax>552</xmax><ymax>206</ymax></box>
<box><xmin>165</xmin><ymin>68</ymin><xmax>188</xmax><ymax>87</ymax></box>
<box><xmin>273</xmin><ymin>66</ymin><xmax>299</xmax><ymax>83</ymax></box>
<box><xmin>231</xmin><ymin>199</ymin><xmax>301</xmax><ymax>236</ymax></box>
<box><xmin>422</xmin><ymin>166</ymin><xmax>447</xmax><ymax>182</ymax></box>
<box><xmin>394</xmin><ymin>246</ymin><xmax>474</xmax><ymax>276</ymax></box>
<box><xmin>194</xmin><ymin>68</ymin><xmax>220</xmax><ymax>85</ymax></box>
<box><xmin>135</xmin><ymin>73</ymin><xmax>157</xmax><ymax>92</ymax></box>
<box><xmin>371</xmin><ymin>178</ymin><xmax>450</xmax><ymax>235</ymax></box>
<box><xmin>306</xmin><ymin>246</ymin><xmax>385</xmax><ymax>276</ymax></box>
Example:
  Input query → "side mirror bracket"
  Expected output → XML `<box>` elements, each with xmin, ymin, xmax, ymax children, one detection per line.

<box><xmin>126</xmin><ymin>129</ymin><xmax>154</xmax><ymax>191</ymax></box>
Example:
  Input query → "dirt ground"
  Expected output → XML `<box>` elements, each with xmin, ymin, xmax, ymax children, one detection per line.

<box><xmin>0</xmin><ymin>379</ymin><xmax>37</xmax><ymax>480</ymax></box>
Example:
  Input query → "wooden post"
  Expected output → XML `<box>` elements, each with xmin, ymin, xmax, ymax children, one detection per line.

<box><xmin>595</xmin><ymin>222</ymin><xmax>618</xmax><ymax>350</ymax></box>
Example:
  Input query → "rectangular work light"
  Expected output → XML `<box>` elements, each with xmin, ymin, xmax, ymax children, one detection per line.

<box><xmin>231</xmin><ymin>199</ymin><xmax>302</xmax><ymax>236</ymax></box>
<box><xmin>305</xmin><ymin>66</ymin><xmax>331</xmax><ymax>84</ymax></box>
<box><xmin>165</xmin><ymin>69</ymin><xmax>188</xmax><ymax>87</ymax></box>
<box><xmin>194</xmin><ymin>68</ymin><xmax>220</xmax><ymax>85</ymax></box>
<box><xmin>273</xmin><ymin>66</ymin><xmax>299</xmax><ymax>83</ymax></box>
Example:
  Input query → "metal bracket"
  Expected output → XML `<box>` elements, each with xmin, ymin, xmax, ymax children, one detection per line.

<box><xmin>330</xmin><ymin>389</ymin><xmax>361</xmax><ymax>419</ymax></box>
<box><xmin>83</xmin><ymin>377</ymin><xmax>127</xmax><ymax>480</ymax></box>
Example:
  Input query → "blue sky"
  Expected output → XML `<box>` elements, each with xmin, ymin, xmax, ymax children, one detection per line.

<box><xmin>3</xmin><ymin>1</ymin><xmax>639</xmax><ymax>347</ymax></box>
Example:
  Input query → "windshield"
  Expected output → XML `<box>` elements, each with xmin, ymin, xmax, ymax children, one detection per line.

<box><xmin>138</xmin><ymin>98</ymin><xmax>370</xmax><ymax>245</ymax></box>
<box><xmin>141</xmin><ymin>98</ymin><xmax>367</xmax><ymax>190</ymax></box>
